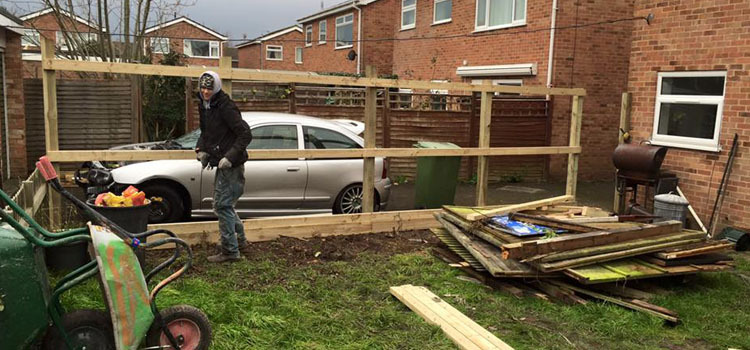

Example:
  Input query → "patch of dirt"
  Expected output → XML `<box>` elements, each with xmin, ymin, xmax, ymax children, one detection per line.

<box><xmin>176</xmin><ymin>230</ymin><xmax>441</xmax><ymax>267</ymax></box>
<box><xmin>661</xmin><ymin>338</ymin><xmax>714</xmax><ymax>350</ymax></box>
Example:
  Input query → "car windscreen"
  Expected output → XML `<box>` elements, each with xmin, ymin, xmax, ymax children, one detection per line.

<box><xmin>173</xmin><ymin>129</ymin><xmax>201</xmax><ymax>149</ymax></box>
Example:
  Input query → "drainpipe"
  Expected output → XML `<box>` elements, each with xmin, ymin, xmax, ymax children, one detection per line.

<box><xmin>545</xmin><ymin>0</ymin><xmax>558</xmax><ymax>99</ymax></box>
<box><xmin>2</xmin><ymin>53</ymin><xmax>9</xmax><ymax>179</ymax></box>
<box><xmin>353</xmin><ymin>1</ymin><xmax>362</xmax><ymax>75</ymax></box>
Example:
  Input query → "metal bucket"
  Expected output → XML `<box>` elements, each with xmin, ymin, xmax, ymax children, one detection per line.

<box><xmin>654</xmin><ymin>193</ymin><xmax>688</xmax><ymax>226</ymax></box>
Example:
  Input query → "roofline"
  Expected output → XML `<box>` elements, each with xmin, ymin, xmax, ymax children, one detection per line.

<box><xmin>144</xmin><ymin>16</ymin><xmax>228</xmax><ymax>40</ymax></box>
<box><xmin>0</xmin><ymin>8</ymin><xmax>24</xmax><ymax>34</ymax></box>
<box><xmin>236</xmin><ymin>25</ymin><xmax>302</xmax><ymax>48</ymax></box>
<box><xmin>297</xmin><ymin>0</ymin><xmax>379</xmax><ymax>24</ymax></box>
<box><xmin>21</xmin><ymin>8</ymin><xmax>100</xmax><ymax>29</ymax></box>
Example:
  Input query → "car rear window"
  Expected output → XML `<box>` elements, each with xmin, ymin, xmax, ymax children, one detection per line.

<box><xmin>303</xmin><ymin>126</ymin><xmax>361</xmax><ymax>149</ymax></box>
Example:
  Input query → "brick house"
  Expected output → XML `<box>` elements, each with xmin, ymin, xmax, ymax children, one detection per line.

<box><xmin>236</xmin><ymin>25</ymin><xmax>302</xmax><ymax>70</ymax></box>
<box><xmin>0</xmin><ymin>8</ymin><xmax>27</xmax><ymax>178</ymax></box>
<box><xmin>626</xmin><ymin>1</ymin><xmax>750</xmax><ymax>231</ymax></box>
<box><xmin>20</xmin><ymin>7</ymin><xmax>100</xmax><ymax>78</ymax></box>
<box><xmin>144</xmin><ymin>16</ymin><xmax>228</xmax><ymax>66</ymax></box>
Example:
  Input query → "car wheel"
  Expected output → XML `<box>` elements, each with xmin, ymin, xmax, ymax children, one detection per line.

<box><xmin>333</xmin><ymin>184</ymin><xmax>380</xmax><ymax>214</ymax></box>
<box><xmin>141</xmin><ymin>185</ymin><xmax>185</xmax><ymax>224</ymax></box>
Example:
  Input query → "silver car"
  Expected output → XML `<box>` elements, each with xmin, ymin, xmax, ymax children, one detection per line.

<box><xmin>103</xmin><ymin>112</ymin><xmax>391</xmax><ymax>223</ymax></box>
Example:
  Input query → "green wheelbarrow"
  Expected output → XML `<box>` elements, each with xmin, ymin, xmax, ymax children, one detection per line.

<box><xmin>0</xmin><ymin>156</ymin><xmax>212</xmax><ymax>350</ymax></box>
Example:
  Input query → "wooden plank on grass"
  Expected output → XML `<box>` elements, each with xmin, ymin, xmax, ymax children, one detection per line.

<box><xmin>147</xmin><ymin>209</ymin><xmax>441</xmax><ymax>249</ymax></box>
<box><xmin>563</xmin><ymin>258</ymin><xmax>733</xmax><ymax>284</ymax></box>
<box><xmin>547</xmin><ymin>280</ymin><xmax>680</xmax><ymax>324</ymax></box>
<box><xmin>390</xmin><ymin>284</ymin><xmax>515</xmax><ymax>350</ymax></box>
<box><xmin>501</xmin><ymin>221</ymin><xmax>683</xmax><ymax>260</ymax></box>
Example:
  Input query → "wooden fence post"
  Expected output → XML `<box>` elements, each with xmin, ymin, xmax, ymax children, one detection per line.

<box><xmin>362</xmin><ymin>66</ymin><xmax>377</xmax><ymax>213</ymax></box>
<box><xmin>565</xmin><ymin>96</ymin><xmax>584</xmax><ymax>199</ymax></box>
<box><xmin>220</xmin><ymin>56</ymin><xmax>232</xmax><ymax>97</ymax></box>
<box><xmin>288</xmin><ymin>83</ymin><xmax>297</xmax><ymax>114</ymax></box>
<box><xmin>41</xmin><ymin>37</ymin><xmax>61</xmax><ymax>229</ymax></box>
<box><xmin>382</xmin><ymin>88</ymin><xmax>390</xmax><ymax>149</ymax></box>
<box><xmin>476</xmin><ymin>82</ymin><xmax>492</xmax><ymax>206</ymax></box>
<box><xmin>613</xmin><ymin>92</ymin><xmax>631</xmax><ymax>213</ymax></box>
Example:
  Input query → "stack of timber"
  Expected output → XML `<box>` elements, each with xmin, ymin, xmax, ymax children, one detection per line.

<box><xmin>431</xmin><ymin>198</ymin><xmax>735</xmax><ymax>323</ymax></box>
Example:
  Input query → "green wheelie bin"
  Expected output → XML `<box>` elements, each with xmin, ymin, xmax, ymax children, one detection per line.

<box><xmin>413</xmin><ymin>141</ymin><xmax>462</xmax><ymax>209</ymax></box>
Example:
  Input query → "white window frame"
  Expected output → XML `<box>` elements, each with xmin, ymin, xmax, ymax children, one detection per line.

<box><xmin>335</xmin><ymin>13</ymin><xmax>354</xmax><ymax>49</ymax></box>
<box><xmin>305</xmin><ymin>25</ymin><xmax>313</xmax><ymax>46</ymax></box>
<box><xmin>266</xmin><ymin>45</ymin><xmax>283</xmax><ymax>61</ymax></box>
<box><xmin>433</xmin><ymin>0</ymin><xmax>452</xmax><ymax>25</ymax></box>
<box><xmin>150</xmin><ymin>37</ymin><xmax>170</xmax><ymax>54</ymax></box>
<box><xmin>183</xmin><ymin>39</ymin><xmax>220</xmax><ymax>58</ymax></box>
<box><xmin>650</xmin><ymin>71</ymin><xmax>726</xmax><ymax>152</ymax></box>
<box><xmin>401</xmin><ymin>0</ymin><xmax>417</xmax><ymax>30</ymax></box>
<box><xmin>475</xmin><ymin>0</ymin><xmax>527</xmax><ymax>32</ymax></box>
<box><xmin>22</xmin><ymin>29</ymin><xmax>41</xmax><ymax>47</ymax></box>
<box><xmin>295</xmin><ymin>47</ymin><xmax>303</xmax><ymax>64</ymax></box>
<box><xmin>319</xmin><ymin>20</ymin><xmax>327</xmax><ymax>43</ymax></box>
<box><xmin>55</xmin><ymin>31</ymin><xmax>98</xmax><ymax>51</ymax></box>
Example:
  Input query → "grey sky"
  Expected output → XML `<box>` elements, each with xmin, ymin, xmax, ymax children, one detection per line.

<box><xmin>183</xmin><ymin>0</ymin><xmax>324</xmax><ymax>42</ymax></box>
<box><xmin>0</xmin><ymin>0</ymin><xmax>326</xmax><ymax>43</ymax></box>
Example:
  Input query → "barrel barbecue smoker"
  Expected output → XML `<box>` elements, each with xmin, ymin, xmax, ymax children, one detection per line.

<box><xmin>613</xmin><ymin>143</ymin><xmax>678</xmax><ymax>215</ymax></box>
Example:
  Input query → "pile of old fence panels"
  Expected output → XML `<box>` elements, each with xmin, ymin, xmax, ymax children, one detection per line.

<box><xmin>431</xmin><ymin>199</ymin><xmax>735</xmax><ymax>323</ymax></box>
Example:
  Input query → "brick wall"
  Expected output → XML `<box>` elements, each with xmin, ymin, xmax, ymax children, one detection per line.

<box><xmin>23</xmin><ymin>12</ymin><xmax>100</xmax><ymax>79</ymax></box>
<box><xmin>548</xmin><ymin>0</ymin><xmax>634</xmax><ymax>180</ymax></box>
<box><xmin>360</xmin><ymin>0</ymin><xmax>398</xmax><ymax>75</ymax></box>
<box><xmin>237</xmin><ymin>43</ymin><xmax>261</xmax><ymax>68</ymax></box>
<box><xmin>628</xmin><ymin>0</ymin><xmax>750</xmax><ymax>230</ymax></box>
<box><xmin>259</xmin><ymin>30</ymin><xmax>305</xmax><ymax>71</ymax></box>
<box><xmin>147</xmin><ymin>21</ymin><xmax>224</xmax><ymax>66</ymax></box>
<box><xmin>298</xmin><ymin>10</ymin><xmax>360</xmax><ymax>74</ymax></box>
<box><xmin>4</xmin><ymin>31</ymin><xmax>27</xmax><ymax>176</ymax></box>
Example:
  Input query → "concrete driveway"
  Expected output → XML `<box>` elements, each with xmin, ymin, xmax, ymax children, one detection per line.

<box><xmin>385</xmin><ymin>181</ymin><xmax>616</xmax><ymax>212</ymax></box>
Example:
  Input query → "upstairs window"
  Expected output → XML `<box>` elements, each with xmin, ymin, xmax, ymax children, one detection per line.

<box><xmin>184</xmin><ymin>39</ymin><xmax>220</xmax><ymax>58</ymax></box>
<box><xmin>434</xmin><ymin>0</ymin><xmax>452</xmax><ymax>24</ymax></box>
<box><xmin>475</xmin><ymin>0</ymin><xmax>526</xmax><ymax>31</ymax></box>
<box><xmin>22</xmin><ymin>29</ymin><xmax>40</xmax><ymax>47</ymax></box>
<box><xmin>319</xmin><ymin>20</ymin><xmax>327</xmax><ymax>43</ymax></box>
<box><xmin>651</xmin><ymin>71</ymin><xmax>726</xmax><ymax>152</ymax></box>
<box><xmin>305</xmin><ymin>25</ymin><xmax>313</xmax><ymax>46</ymax></box>
<box><xmin>150</xmin><ymin>37</ymin><xmax>169</xmax><ymax>54</ymax></box>
<box><xmin>56</xmin><ymin>31</ymin><xmax>98</xmax><ymax>51</ymax></box>
<box><xmin>335</xmin><ymin>13</ymin><xmax>354</xmax><ymax>48</ymax></box>
<box><xmin>266</xmin><ymin>45</ymin><xmax>283</xmax><ymax>61</ymax></box>
<box><xmin>295</xmin><ymin>47</ymin><xmax>303</xmax><ymax>64</ymax></box>
<box><xmin>401</xmin><ymin>0</ymin><xmax>417</xmax><ymax>30</ymax></box>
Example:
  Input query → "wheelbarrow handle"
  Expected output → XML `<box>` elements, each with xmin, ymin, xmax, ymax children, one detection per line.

<box><xmin>36</xmin><ymin>156</ymin><xmax>58</xmax><ymax>181</ymax></box>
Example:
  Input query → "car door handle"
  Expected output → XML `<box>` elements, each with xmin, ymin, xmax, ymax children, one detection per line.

<box><xmin>287</xmin><ymin>166</ymin><xmax>301</xmax><ymax>172</ymax></box>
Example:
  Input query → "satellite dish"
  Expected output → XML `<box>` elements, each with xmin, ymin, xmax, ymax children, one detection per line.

<box><xmin>347</xmin><ymin>50</ymin><xmax>357</xmax><ymax>61</ymax></box>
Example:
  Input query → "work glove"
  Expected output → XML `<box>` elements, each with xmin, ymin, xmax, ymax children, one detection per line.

<box><xmin>218</xmin><ymin>157</ymin><xmax>233</xmax><ymax>169</ymax></box>
<box><xmin>197</xmin><ymin>152</ymin><xmax>210</xmax><ymax>169</ymax></box>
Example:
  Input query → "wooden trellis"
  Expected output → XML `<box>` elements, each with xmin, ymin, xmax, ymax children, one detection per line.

<box><xmin>39</xmin><ymin>37</ymin><xmax>585</xmax><ymax>239</ymax></box>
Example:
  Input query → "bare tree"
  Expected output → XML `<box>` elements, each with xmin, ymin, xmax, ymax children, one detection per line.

<box><xmin>30</xmin><ymin>0</ymin><xmax>195</xmax><ymax>63</ymax></box>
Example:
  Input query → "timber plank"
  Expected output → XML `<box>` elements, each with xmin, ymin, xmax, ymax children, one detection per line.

<box><xmin>501</xmin><ymin>221</ymin><xmax>684</xmax><ymax>260</ymax></box>
<box><xmin>390</xmin><ymin>285</ymin><xmax>514</xmax><ymax>350</ymax></box>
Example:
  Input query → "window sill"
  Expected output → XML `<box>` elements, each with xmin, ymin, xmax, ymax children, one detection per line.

<box><xmin>295</xmin><ymin>62</ymin><xmax>303</xmax><ymax>65</ymax></box>
<box><xmin>266</xmin><ymin>58</ymin><xmax>283</xmax><ymax>61</ymax></box>
<box><xmin>400</xmin><ymin>25</ymin><xmax>415</xmax><ymax>31</ymax></box>
<box><xmin>318</xmin><ymin>41</ymin><xmax>327</xmax><ymax>45</ymax></box>
<box><xmin>473</xmin><ymin>22</ymin><xmax>526</xmax><ymax>34</ymax></box>
<box><xmin>649</xmin><ymin>139</ymin><xmax>721</xmax><ymax>153</ymax></box>
<box><xmin>432</xmin><ymin>19</ymin><xmax>452</xmax><ymax>26</ymax></box>
<box><xmin>335</xmin><ymin>45</ymin><xmax>353</xmax><ymax>50</ymax></box>
<box><xmin>305</xmin><ymin>44</ymin><xmax>312</xmax><ymax>47</ymax></box>
<box><xmin>185</xmin><ymin>56</ymin><xmax>220</xmax><ymax>60</ymax></box>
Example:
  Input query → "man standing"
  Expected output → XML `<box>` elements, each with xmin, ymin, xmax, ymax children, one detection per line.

<box><xmin>195</xmin><ymin>71</ymin><xmax>252</xmax><ymax>263</ymax></box>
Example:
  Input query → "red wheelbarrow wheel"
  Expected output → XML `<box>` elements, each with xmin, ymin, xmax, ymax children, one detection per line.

<box><xmin>146</xmin><ymin>305</ymin><xmax>212</xmax><ymax>350</ymax></box>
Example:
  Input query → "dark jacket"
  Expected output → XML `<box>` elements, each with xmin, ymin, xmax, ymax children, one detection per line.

<box><xmin>195</xmin><ymin>90</ymin><xmax>252</xmax><ymax>167</ymax></box>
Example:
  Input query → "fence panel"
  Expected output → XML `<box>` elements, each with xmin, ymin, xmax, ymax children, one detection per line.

<box><xmin>25</xmin><ymin>78</ymin><xmax>135</xmax><ymax>171</ymax></box>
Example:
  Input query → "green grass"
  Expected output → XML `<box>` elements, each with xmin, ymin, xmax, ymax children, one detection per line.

<box><xmin>60</xmin><ymin>249</ymin><xmax>750</xmax><ymax>350</ymax></box>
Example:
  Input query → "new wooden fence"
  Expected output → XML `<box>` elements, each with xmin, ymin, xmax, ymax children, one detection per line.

<box><xmin>188</xmin><ymin>82</ymin><xmax>550</xmax><ymax>181</ymax></box>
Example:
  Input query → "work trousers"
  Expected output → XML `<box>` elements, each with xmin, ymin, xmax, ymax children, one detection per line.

<box><xmin>214</xmin><ymin>164</ymin><xmax>247</xmax><ymax>256</ymax></box>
